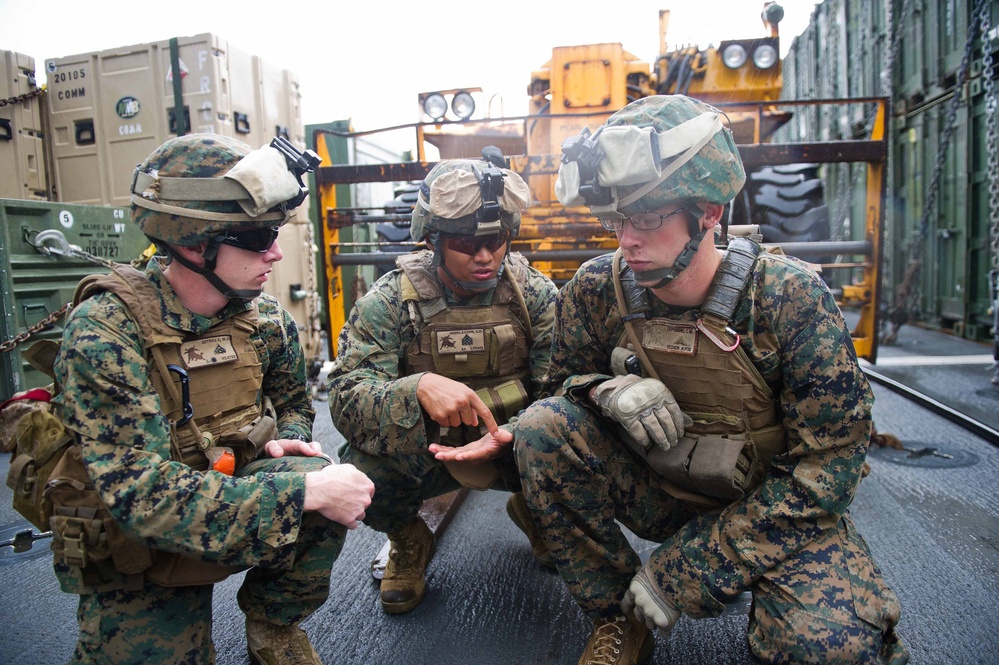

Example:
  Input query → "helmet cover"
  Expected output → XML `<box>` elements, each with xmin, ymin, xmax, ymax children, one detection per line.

<box><xmin>130</xmin><ymin>134</ymin><xmax>288</xmax><ymax>246</ymax></box>
<box><xmin>410</xmin><ymin>158</ymin><xmax>530</xmax><ymax>240</ymax></box>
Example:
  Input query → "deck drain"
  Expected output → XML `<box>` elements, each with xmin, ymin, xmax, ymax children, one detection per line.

<box><xmin>0</xmin><ymin>523</ymin><xmax>52</xmax><ymax>566</ymax></box>
<box><xmin>867</xmin><ymin>443</ymin><xmax>980</xmax><ymax>469</ymax></box>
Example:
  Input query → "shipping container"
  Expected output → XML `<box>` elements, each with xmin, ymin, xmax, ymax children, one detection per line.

<box><xmin>43</xmin><ymin>33</ymin><xmax>304</xmax><ymax>206</ymax></box>
<box><xmin>783</xmin><ymin>0</ymin><xmax>998</xmax><ymax>341</ymax></box>
<box><xmin>0</xmin><ymin>198</ymin><xmax>151</xmax><ymax>401</ymax></box>
<box><xmin>0</xmin><ymin>50</ymin><xmax>47</xmax><ymax>200</ymax></box>
<box><xmin>40</xmin><ymin>34</ymin><xmax>319</xmax><ymax>357</ymax></box>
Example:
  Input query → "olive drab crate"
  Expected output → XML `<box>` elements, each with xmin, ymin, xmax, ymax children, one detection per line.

<box><xmin>779</xmin><ymin>0</ymin><xmax>999</xmax><ymax>340</ymax></box>
<box><xmin>0</xmin><ymin>199</ymin><xmax>151</xmax><ymax>402</ymax></box>
<box><xmin>0</xmin><ymin>50</ymin><xmax>47</xmax><ymax>201</ymax></box>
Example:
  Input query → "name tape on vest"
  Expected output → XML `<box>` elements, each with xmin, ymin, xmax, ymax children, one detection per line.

<box><xmin>435</xmin><ymin>328</ymin><xmax>486</xmax><ymax>355</ymax></box>
<box><xmin>181</xmin><ymin>335</ymin><xmax>238</xmax><ymax>368</ymax></box>
<box><xmin>644</xmin><ymin>321</ymin><xmax>698</xmax><ymax>356</ymax></box>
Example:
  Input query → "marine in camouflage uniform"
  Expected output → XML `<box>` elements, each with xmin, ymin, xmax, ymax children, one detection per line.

<box><xmin>515</xmin><ymin>96</ymin><xmax>908</xmax><ymax>665</ymax></box>
<box><xmin>51</xmin><ymin>134</ymin><xmax>373</xmax><ymax>664</ymax></box>
<box><xmin>328</xmin><ymin>154</ymin><xmax>557</xmax><ymax>614</ymax></box>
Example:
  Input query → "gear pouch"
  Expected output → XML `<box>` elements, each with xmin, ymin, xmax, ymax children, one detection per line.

<box><xmin>144</xmin><ymin>551</ymin><xmax>243</xmax><ymax>587</ymax></box>
<box><xmin>647</xmin><ymin>434</ymin><xmax>756</xmax><ymax>501</ymax></box>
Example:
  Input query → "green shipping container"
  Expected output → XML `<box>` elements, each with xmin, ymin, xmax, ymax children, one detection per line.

<box><xmin>0</xmin><ymin>198</ymin><xmax>150</xmax><ymax>400</ymax></box>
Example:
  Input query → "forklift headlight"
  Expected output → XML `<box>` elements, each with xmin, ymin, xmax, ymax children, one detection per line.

<box><xmin>451</xmin><ymin>91</ymin><xmax>475</xmax><ymax>120</ymax></box>
<box><xmin>423</xmin><ymin>93</ymin><xmax>448</xmax><ymax>121</ymax></box>
<box><xmin>722</xmin><ymin>44</ymin><xmax>747</xmax><ymax>69</ymax></box>
<box><xmin>753</xmin><ymin>44</ymin><xmax>778</xmax><ymax>69</ymax></box>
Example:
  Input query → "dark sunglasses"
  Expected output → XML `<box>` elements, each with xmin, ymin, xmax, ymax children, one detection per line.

<box><xmin>219</xmin><ymin>227</ymin><xmax>280</xmax><ymax>253</ymax></box>
<box><xmin>443</xmin><ymin>231</ymin><xmax>510</xmax><ymax>256</ymax></box>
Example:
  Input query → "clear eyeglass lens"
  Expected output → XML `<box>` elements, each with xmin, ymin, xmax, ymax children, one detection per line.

<box><xmin>600</xmin><ymin>208</ymin><xmax>687</xmax><ymax>232</ymax></box>
<box><xmin>630</xmin><ymin>213</ymin><xmax>667</xmax><ymax>230</ymax></box>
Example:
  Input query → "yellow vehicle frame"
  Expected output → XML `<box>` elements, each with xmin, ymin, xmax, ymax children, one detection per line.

<box><xmin>311</xmin><ymin>96</ymin><xmax>889</xmax><ymax>363</ymax></box>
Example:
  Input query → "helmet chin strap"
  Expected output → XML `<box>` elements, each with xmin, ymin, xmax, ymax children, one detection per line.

<box><xmin>631</xmin><ymin>205</ymin><xmax>705</xmax><ymax>289</ymax></box>
<box><xmin>170</xmin><ymin>239</ymin><xmax>262</xmax><ymax>301</ymax></box>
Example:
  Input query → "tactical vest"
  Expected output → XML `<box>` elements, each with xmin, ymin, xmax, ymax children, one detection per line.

<box><xmin>399</xmin><ymin>251</ymin><xmax>533</xmax><ymax>388</ymax></box>
<box><xmin>8</xmin><ymin>263</ymin><xmax>272</xmax><ymax>590</ymax></box>
<box><xmin>76</xmin><ymin>266</ymin><xmax>272</xmax><ymax>472</ymax></box>
<box><xmin>611</xmin><ymin>238</ymin><xmax>787</xmax><ymax>504</ymax></box>
<box><xmin>396</xmin><ymin>251</ymin><xmax>533</xmax><ymax>488</ymax></box>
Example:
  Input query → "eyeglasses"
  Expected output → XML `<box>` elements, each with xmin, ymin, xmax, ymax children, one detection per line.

<box><xmin>219</xmin><ymin>227</ymin><xmax>280</xmax><ymax>253</ymax></box>
<box><xmin>443</xmin><ymin>231</ymin><xmax>510</xmax><ymax>256</ymax></box>
<box><xmin>599</xmin><ymin>207</ymin><xmax>688</xmax><ymax>232</ymax></box>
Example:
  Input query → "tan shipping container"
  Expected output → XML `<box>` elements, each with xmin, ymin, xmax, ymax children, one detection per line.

<box><xmin>0</xmin><ymin>50</ymin><xmax>47</xmax><ymax>200</ymax></box>
<box><xmin>43</xmin><ymin>34</ymin><xmax>318</xmax><ymax>356</ymax></box>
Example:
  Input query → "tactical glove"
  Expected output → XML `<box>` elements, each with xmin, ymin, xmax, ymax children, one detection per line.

<box><xmin>620</xmin><ymin>566</ymin><xmax>682</xmax><ymax>636</ymax></box>
<box><xmin>592</xmin><ymin>375</ymin><xmax>687</xmax><ymax>452</ymax></box>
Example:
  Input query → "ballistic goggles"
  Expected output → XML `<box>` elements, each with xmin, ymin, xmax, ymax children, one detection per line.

<box><xmin>442</xmin><ymin>230</ymin><xmax>511</xmax><ymax>256</ymax></box>
<box><xmin>555</xmin><ymin>112</ymin><xmax>724</xmax><ymax>220</ymax></box>
<box><xmin>219</xmin><ymin>226</ymin><xmax>281</xmax><ymax>253</ymax></box>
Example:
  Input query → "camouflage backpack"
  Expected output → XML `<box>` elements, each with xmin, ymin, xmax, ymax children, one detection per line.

<box><xmin>3</xmin><ymin>379</ymin><xmax>69</xmax><ymax>532</ymax></box>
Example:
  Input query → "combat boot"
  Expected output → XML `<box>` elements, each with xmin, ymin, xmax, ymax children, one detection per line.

<box><xmin>246</xmin><ymin>619</ymin><xmax>321</xmax><ymax>665</ymax></box>
<box><xmin>577</xmin><ymin>614</ymin><xmax>654</xmax><ymax>665</ymax></box>
<box><xmin>506</xmin><ymin>491</ymin><xmax>556</xmax><ymax>568</ymax></box>
<box><xmin>380</xmin><ymin>517</ymin><xmax>436</xmax><ymax>614</ymax></box>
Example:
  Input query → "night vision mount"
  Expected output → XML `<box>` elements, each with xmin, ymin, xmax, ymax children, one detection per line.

<box><xmin>270</xmin><ymin>136</ymin><xmax>321</xmax><ymax>209</ymax></box>
<box><xmin>560</xmin><ymin>126</ymin><xmax>612</xmax><ymax>207</ymax></box>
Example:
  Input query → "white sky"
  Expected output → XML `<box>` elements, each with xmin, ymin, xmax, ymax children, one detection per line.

<box><xmin>1</xmin><ymin>0</ymin><xmax>819</xmax><ymax>136</ymax></box>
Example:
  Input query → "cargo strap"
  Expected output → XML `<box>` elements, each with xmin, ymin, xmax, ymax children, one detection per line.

<box><xmin>169</xmin><ymin>38</ymin><xmax>186</xmax><ymax>136</ymax></box>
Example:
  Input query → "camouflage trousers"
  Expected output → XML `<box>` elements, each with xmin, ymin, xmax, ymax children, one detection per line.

<box><xmin>68</xmin><ymin>455</ymin><xmax>346</xmax><ymax>664</ymax></box>
<box><xmin>339</xmin><ymin>439</ymin><xmax>522</xmax><ymax>535</ymax></box>
<box><xmin>515</xmin><ymin>396</ymin><xmax>909</xmax><ymax>665</ymax></box>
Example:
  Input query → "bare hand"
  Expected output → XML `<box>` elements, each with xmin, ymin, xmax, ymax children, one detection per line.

<box><xmin>303</xmin><ymin>463</ymin><xmax>375</xmax><ymax>528</ymax></box>
<box><xmin>429</xmin><ymin>428</ymin><xmax>514</xmax><ymax>463</ymax></box>
<box><xmin>264</xmin><ymin>438</ymin><xmax>329</xmax><ymax>461</ymax></box>
<box><xmin>416</xmin><ymin>373</ymin><xmax>500</xmax><ymax>435</ymax></box>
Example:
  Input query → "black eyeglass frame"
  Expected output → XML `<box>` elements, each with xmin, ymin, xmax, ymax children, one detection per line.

<box><xmin>598</xmin><ymin>206</ymin><xmax>689</xmax><ymax>232</ymax></box>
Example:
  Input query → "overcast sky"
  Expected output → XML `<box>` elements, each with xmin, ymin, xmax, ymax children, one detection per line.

<box><xmin>2</xmin><ymin>0</ymin><xmax>819</xmax><ymax>136</ymax></box>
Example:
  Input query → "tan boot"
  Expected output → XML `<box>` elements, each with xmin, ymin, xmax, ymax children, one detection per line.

<box><xmin>380</xmin><ymin>518</ymin><xmax>436</xmax><ymax>614</ymax></box>
<box><xmin>506</xmin><ymin>491</ymin><xmax>556</xmax><ymax>568</ymax></box>
<box><xmin>577</xmin><ymin>614</ymin><xmax>654</xmax><ymax>665</ymax></box>
<box><xmin>246</xmin><ymin>619</ymin><xmax>321</xmax><ymax>665</ymax></box>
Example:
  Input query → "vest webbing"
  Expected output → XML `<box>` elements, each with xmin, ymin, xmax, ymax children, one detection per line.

<box><xmin>613</xmin><ymin>240</ymin><xmax>787</xmax><ymax>480</ymax></box>
<box><xmin>75</xmin><ymin>264</ymin><xmax>265</xmax><ymax>470</ymax></box>
<box><xmin>397</xmin><ymin>251</ymin><xmax>533</xmax><ymax>391</ymax></box>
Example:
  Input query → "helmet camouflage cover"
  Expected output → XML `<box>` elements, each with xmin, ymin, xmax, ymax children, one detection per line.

<box><xmin>410</xmin><ymin>158</ymin><xmax>531</xmax><ymax>240</ymax></box>
<box><xmin>557</xmin><ymin>95</ymin><xmax>747</xmax><ymax>219</ymax></box>
<box><xmin>130</xmin><ymin>134</ymin><xmax>291</xmax><ymax>246</ymax></box>
<box><xmin>605</xmin><ymin>95</ymin><xmax>745</xmax><ymax>216</ymax></box>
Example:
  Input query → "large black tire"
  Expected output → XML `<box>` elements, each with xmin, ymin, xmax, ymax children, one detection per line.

<box><xmin>732</xmin><ymin>163</ymin><xmax>832</xmax><ymax>263</ymax></box>
<box><xmin>375</xmin><ymin>182</ymin><xmax>420</xmax><ymax>278</ymax></box>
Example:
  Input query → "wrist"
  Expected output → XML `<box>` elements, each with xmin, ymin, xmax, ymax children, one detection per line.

<box><xmin>302</xmin><ymin>471</ymin><xmax>319</xmax><ymax>512</ymax></box>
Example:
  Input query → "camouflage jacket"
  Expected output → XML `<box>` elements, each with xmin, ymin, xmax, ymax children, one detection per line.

<box><xmin>328</xmin><ymin>251</ymin><xmax>557</xmax><ymax>456</ymax></box>
<box><xmin>541</xmin><ymin>247</ymin><xmax>873</xmax><ymax>610</ymax></box>
<box><xmin>53</xmin><ymin>259</ymin><xmax>314</xmax><ymax>569</ymax></box>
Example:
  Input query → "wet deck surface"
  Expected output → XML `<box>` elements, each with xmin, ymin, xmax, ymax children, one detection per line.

<box><xmin>2</xmin><ymin>323</ymin><xmax>998</xmax><ymax>664</ymax></box>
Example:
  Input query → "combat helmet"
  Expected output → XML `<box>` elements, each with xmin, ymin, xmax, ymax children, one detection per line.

<box><xmin>130</xmin><ymin>133</ymin><xmax>318</xmax><ymax>299</ymax></box>
<box><xmin>555</xmin><ymin>94</ymin><xmax>745</xmax><ymax>288</ymax></box>
<box><xmin>410</xmin><ymin>147</ymin><xmax>531</xmax><ymax>291</ymax></box>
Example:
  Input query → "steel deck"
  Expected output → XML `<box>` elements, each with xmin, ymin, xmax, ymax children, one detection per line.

<box><xmin>2</xmin><ymin>322</ymin><xmax>997</xmax><ymax>664</ymax></box>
